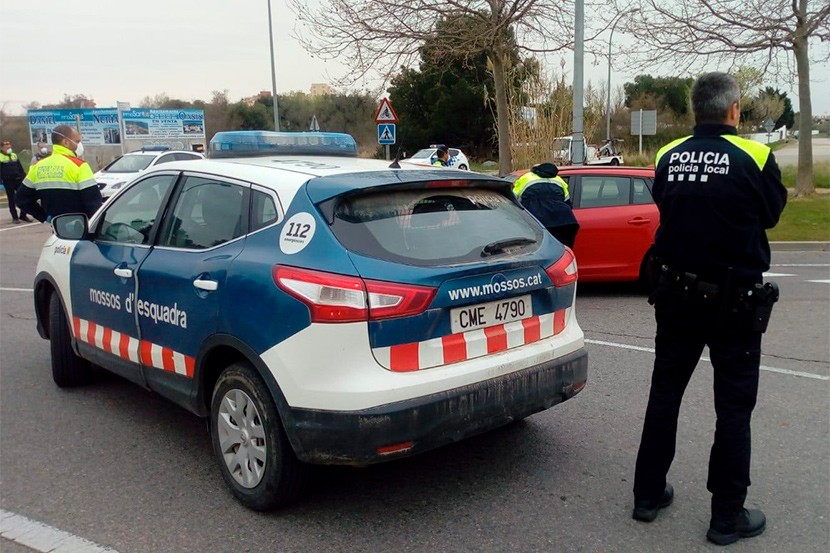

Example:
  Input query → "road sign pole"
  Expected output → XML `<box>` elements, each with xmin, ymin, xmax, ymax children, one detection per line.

<box><xmin>385</xmin><ymin>145</ymin><xmax>390</xmax><ymax>161</ymax></box>
<box><xmin>639</xmin><ymin>109</ymin><xmax>643</xmax><ymax>155</ymax></box>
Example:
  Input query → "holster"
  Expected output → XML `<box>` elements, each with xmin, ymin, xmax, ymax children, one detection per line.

<box><xmin>740</xmin><ymin>281</ymin><xmax>780</xmax><ymax>333</ymax></box>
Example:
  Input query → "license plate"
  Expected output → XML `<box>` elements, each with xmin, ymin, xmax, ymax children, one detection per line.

<box><xmin>450</xmin><ymin>294</ymin><xmax>532</xmax><ymax>334</ymax></box>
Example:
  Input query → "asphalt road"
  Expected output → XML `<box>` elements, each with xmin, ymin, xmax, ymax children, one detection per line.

<box><xmin>1</xmin><ymin>222</ymin><xmax>828</xmax><ymax>553</ymax></box>
<box><xmin>773</xmin><ymin>137</ymin><xmax>830</xmax><ymax>166</ymax></box>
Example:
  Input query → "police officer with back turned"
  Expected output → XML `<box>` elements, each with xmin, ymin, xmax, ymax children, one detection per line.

<box><xmin>631</xmin><ymin>72</ymin><xmax>787</xmax><ymax>546</ymax></box>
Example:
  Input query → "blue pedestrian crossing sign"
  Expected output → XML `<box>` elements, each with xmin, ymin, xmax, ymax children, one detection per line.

<box><xmin>378</xmin><ymin>123</ymin><xmax>396</xmax><ymax>145</ymax></box>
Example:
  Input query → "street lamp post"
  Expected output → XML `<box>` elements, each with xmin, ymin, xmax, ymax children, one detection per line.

<box><xmin>267</xmin><ymin>0</ymin><xmax>280</xmax><ymax>132</ymax></box>
<box><xmin>606</xmin><ymin>9</ymin><xmax>638</xmax><ymax>141</ymax></box>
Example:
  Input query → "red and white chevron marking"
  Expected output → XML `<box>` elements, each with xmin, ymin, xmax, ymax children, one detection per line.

<box><xmin>373</xmin><ymin>308</ymin><xmax>569</xmax><ymax>372</ymax></box>
<box><xmin>72</xmin><ymin>317</ymin><xmax>195</xmax><ymax>378</ymax></box>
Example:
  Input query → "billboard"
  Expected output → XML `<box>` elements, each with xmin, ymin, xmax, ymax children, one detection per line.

<box><xmin>122</xmin><ymin>109</ymin><xmax>205</xmax><ymax>139</ymax></box>
<box><xmin>28</xmin><ymin>109</ymin><xmax>121</xmax><ymax>145</ymax></box>
<box><xmin>27</xmin><ymin>108</ymin><xmax>206</xmax><ymax>145</ymax></box>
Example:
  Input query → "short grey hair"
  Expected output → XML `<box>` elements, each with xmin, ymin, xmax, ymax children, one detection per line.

<box><xmin>691</xmin><ymin>72</ymin><xmax>740</xmax><ymax>124</ymax></box>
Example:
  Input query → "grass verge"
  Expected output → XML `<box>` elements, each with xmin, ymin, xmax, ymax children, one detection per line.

<box><xmin>781</xmin><ymin>161</ymin><xmax>830</xmax><ymax>189</ymax></box>
<box><xmin>768</xmin><ymin>195</ymin><xmax>830</xmax><ymax>241</ymax></box>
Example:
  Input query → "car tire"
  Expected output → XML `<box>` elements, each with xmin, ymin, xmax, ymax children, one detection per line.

<box><xmin>49</xmin><ymin>293</ymin><xmax>92</xmax><ymax>387</ymax></box>
<box><xmin>210</xmin><ymin>362</ymin><xmax>307</xmax><ymax>510</ymax></box>
<box><xmin>458</xmin><ymin>164</ymin><xmax>468</xmax><ymax>170</ymax></box>
<box><xmin>610</xmin><ymin>158</ymin><xmax>620</xmax><ymax>166</ymax></box>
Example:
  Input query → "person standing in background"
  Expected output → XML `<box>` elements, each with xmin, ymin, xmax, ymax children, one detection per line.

<box><xmin>0</xmin><ymin>139</ymin><xmax>32</xmax><ymax>224</ymax></box>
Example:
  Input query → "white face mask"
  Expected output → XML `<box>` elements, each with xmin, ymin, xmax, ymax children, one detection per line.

<box><xmin>40</xmin><ymin>147</ymin><xmax>48</xmax><ymax>154</ymax></box>
<box><xmin>3</xmin><ymin>148</ymin><xmax>11</xmax><ymax>155</ymax></box>
<box><xmin>73</xmin><ymin>141</ymin><xmax>84</xmax><ymax>158</ymax></box>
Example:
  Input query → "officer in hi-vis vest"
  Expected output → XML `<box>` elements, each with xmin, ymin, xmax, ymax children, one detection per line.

<box><xmin>16</xmin><ymin>124</ymin><xmax>102</xmax><ymax>222</ymax></box>
<box><xmin>631</xmin><ymin>72</ymin><xmax>787</xmax><ymax>546</ymax></box>
<box><xmin>512</xmin><ymin>162</ymin><xmax>579</xmax><ymax>248</ymax></box>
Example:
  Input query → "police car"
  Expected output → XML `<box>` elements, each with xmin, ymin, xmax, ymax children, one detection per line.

<box><xmin>400</xmin><ymin>145</ymin><xmax>470</xmax><ymax>170</ymax></box>
<box><xmin>33</xmin><ymin>131</ymin><xmax>587</xmax><ymax>510</ymax></box>
<box><xmin>94</xmin><ymin>147</ymin><xmax>204</xmax><ymax>199</ymax></box>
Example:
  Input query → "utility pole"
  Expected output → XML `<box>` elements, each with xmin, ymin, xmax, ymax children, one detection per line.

<box><xmin>572</xmin><ymin>0</ymin><xmax>585</xmax><ymax>166</ymax></box>
<box><xmin>267</xmin><ymin>0</ymin><xmax>280</xmax><ymax>132</ymax></box>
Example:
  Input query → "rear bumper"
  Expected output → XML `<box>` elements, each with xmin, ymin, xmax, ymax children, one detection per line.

<box><xmin>287</xmin><ymin>348</ymin><xmax>588</xmax><ymax>465</ymax></box>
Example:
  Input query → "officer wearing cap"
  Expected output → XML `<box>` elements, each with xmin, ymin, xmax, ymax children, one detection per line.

<box><xmin>512</xmin><ymin>162</ymin><xmax>579</xmax><ymax>247</ymax></box>
<box><xmin>432</xmin><ymin>145</ymin><xmax>451</xmax><ymax>167</ymax></box>
<box><xmin>631</xmin><ymin>72</ymin><xmax>787</xmax><ymax>546</ymax></box>
<box><xmin>16</xmin><ymin>124</ymin><xmax>103</xmax><ymax>222</ymax></box>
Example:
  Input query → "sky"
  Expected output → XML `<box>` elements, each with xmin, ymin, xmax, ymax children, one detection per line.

<box><xmin>1</xmin><ymin>0</ymin><xmax>828</xmax><ymax>117</ymax></box>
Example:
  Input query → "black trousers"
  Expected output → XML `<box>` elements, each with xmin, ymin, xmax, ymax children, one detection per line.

<box><xmin>634</xmin><ymin>297</ymin><xmax>762</xmax><ymax>519</ymax></box>
<box><xmin>547</xmin><ymin>223</ymin><xmax>579</xmax><ymax>249</ymax></box>
<box><xmin>4</xmin><ymin>178</ymin><xmax>23</xmax><ymax>220</ymax></box>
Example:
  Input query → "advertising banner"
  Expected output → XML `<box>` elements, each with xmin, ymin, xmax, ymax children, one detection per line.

<box><xmin>27</xmin><ymin>108</ymin><xmax>206</xmax><ymax>146</ymax></box>
<box><xmin>122</xmin><ymin>109</ymin><xmax>205</xmax><ymax>139</ymax></box>
<box><xmin>28</xmin><ymin>109</ymin><xmax>121</xmax><ymax>145</ymax></box>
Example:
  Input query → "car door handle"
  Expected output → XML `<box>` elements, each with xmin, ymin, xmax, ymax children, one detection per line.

<box><xmin>114</xmin><ymin>268</ymin><xmax>133</xmax><ymax>278</ymax></box>
<box><xmin>627</xmin><ymin>217</ymin><xmax>651</xmax><ymax>225</ymax></box>
<box><xmin>193</xmin><ymin>278</ymin><xmax>218</xmax><ymax>292</ymax></box>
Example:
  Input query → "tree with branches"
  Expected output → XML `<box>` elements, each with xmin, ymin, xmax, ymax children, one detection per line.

<box><xmin>288</xmin><ymin>0</ymin><xmax>578</xmax><ymax>175</ymax></box>
<box><xmin>620</xmin><ymin>0</ymin><xmax>830</xmax><ymax>195</ymax></box>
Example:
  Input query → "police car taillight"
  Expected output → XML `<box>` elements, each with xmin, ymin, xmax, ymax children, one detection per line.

<box><xmin>545</xmin><ymin>247</ymin><xmax>578</xmax><ymax>287</ymax></box>
<box><xmin>365</xmin><ymin>279</ymin><xmax>436</xmax><ymax>320</ymax></box>
<box><xmin>273</xmin><ymin>266</ymin><xmax>436</xmax><ymax>322</ymax></box>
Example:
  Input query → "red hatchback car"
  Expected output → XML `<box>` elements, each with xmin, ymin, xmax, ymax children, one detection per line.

<box><xmin>509</xmin><ymin>166</ymin><xmax>659</xmax><ymax>284</ymax></box>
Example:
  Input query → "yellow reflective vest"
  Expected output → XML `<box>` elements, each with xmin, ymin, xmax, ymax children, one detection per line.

<box><xmin>512</xmin><ymin>171</ymin><xmax>570</xmax><ymax>200</ymax></box>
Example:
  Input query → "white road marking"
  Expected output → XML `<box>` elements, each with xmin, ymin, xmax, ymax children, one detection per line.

<box><xmin>0</xmin><ymin>509</ymin><xmax>120</xmax><ymax>552</ymax></box>
<box><xmin>0</xmin><ymin>287</ymin><xmax>33</xmax><ymax>292</ymax></box>
<box><xmin>0</xmin><ymin>222</ymin><xmax>39</xmax><ymax>232</ymax></box>
<box><xmin>771</xmin><ymin>264</ymin><xmax>830</xmax><ymax>267</ymax></box>
<box><xmin>763</xmin><ymin>273</ymin><xmax>796</xmax><ymax>277</ymax></box>
<box><xmin>806</xmin><ymin>279</ymin><xmax>830</xmax><ymax>284</ymax></box>
<box><xmin>585</xmin><ymin>339</ymin><xmax>829</xmax><ymax>381</ymax></box>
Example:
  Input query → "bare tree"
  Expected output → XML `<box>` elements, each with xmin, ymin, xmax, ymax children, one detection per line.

<box><xmin>288</xmin><ymin>0</ymin><xmax>580</xmax><ymax>175</ymax></box>
<box><xmin>620</xmin><ymin>0</ymin><xmax>830</xmax><ymax>195</ymax></box>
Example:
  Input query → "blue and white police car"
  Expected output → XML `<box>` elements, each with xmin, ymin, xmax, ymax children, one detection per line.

<box><xmin>33</xmin><ymin>131</ymin><xmax>588</xmax><ymax>510</ymax></box>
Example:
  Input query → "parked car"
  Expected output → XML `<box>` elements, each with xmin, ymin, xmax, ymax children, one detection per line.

<box><xmin>35</xmin><ymin>131</ymin><xmax>588</xmax><ymax>510</ymax></box>
<box><xmin>506</xmin><ymin>165</ymin><xmax>658</xmax><ymax>285</ymax></box>
<box><xmin>401</xmin><ymin>145</ymin><xmax>470</xmax><ymax>170</ymax></box>
<box><xmin>95</xmin><ymin>147</ymin><xmax>204</xmax><ymax>199</ymax></box>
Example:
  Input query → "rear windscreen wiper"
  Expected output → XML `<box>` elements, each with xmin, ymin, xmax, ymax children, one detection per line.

<box><xmin>481</xmin><ymin>237</ymin><xmax>536</xmax><ymax>257</ymax></box>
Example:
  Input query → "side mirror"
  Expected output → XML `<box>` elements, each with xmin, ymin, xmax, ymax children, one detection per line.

<box><xmin>52</xmin><ymin>213</ymin><xmax>89</xmax><ymax>240</ymax></box>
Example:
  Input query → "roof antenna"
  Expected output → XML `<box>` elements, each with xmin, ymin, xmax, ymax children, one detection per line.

<box><xmin>388</xmin><ymin>147</ymin><xmax>403</xmax><ymax>169</ymax></box>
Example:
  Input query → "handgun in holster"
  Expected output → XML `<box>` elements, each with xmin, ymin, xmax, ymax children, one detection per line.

<box><xmin>747</xmin><ymin>281</ymin><xmax>780</xmax><ymax>333</ymax></box>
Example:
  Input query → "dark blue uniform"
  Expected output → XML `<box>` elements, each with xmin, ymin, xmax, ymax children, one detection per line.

<box><xmin>634</xmin><ymin>123</ymin><xmax>787</xmax><ymax>520</ymax></box>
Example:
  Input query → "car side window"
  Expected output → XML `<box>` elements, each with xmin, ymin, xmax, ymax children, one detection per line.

<box><xmin>250</xmin><ymin>190</ymin><xmax>279</xmax><ymax>233</ymax></box>
<box><xmin>159</xmin><ymin>176</ymin><xmax>246</xmax><ymax>249</ymax></box>
<box><xmin>578</xmin><ymin>176</ymin><xmax>631</xmax><ymax>208</ymax></box>
<box><xmin>154</xmin><ymin>154</ymin><xmax>176</xmax><ymax>165</ymax></box>
<box><xmin>173</xmin><ymin>153</ymin><xmax>201</xmax><ymax>161</ymax></box>
<box><xmin>97</xmin><ymin>175</ymin><xmax>177</xmax><ymax>245</ymax></box>
<box><xmin>632</xmin><ymin>178</ymin><xmax>654</xmax><ymax>205</ymax></box>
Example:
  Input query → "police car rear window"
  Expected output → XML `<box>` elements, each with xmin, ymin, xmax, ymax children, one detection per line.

<box><xmin>331</xmin><ymin>188</ymin><xmax>541</xmax><ymax>266</ymax></box>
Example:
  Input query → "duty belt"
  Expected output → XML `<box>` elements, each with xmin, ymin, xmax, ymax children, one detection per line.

<box><xmin>650</xmin><ymin>262</ymin><xmax>779</xmax><ymax>332</ymax></box>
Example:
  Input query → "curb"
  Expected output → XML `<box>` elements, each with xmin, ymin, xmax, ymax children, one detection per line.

<box><xmin>770</xmin><ymin>241</ymin><xmax>829</xmax><ymax>252</ymax></box>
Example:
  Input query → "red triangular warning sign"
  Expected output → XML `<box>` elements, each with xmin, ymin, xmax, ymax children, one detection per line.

<box><xmin>374</xmin><ymin>98</ymin><xmax>399</xmax><ymax>123</ymax></box>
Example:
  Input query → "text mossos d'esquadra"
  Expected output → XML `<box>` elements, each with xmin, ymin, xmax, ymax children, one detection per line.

<box><xmin>89</xmin><ymin>288</ymin><xmax>188</xmax><ymax>329</ymax></box>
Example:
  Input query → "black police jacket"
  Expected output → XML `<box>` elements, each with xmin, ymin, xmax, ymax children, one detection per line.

<box><xmin>652</xmin><ymin>123</ymin><xmax>787</xmax><ymax>282</ymax></box>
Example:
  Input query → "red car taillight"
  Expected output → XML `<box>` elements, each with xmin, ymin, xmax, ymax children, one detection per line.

<box><xmin>365</xmin><ymin>279</ymin><xmax>437</xmax><ymax>320</ymax></box>
<box><xmin>273</xmin><ymin>266</ymin><xmax>436</xmax><ymax>323</ymax></box>
<box><xmin>545</xmin><ymin>246</ymin><xmax>578</xmax><ymax>287</ymax></box>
